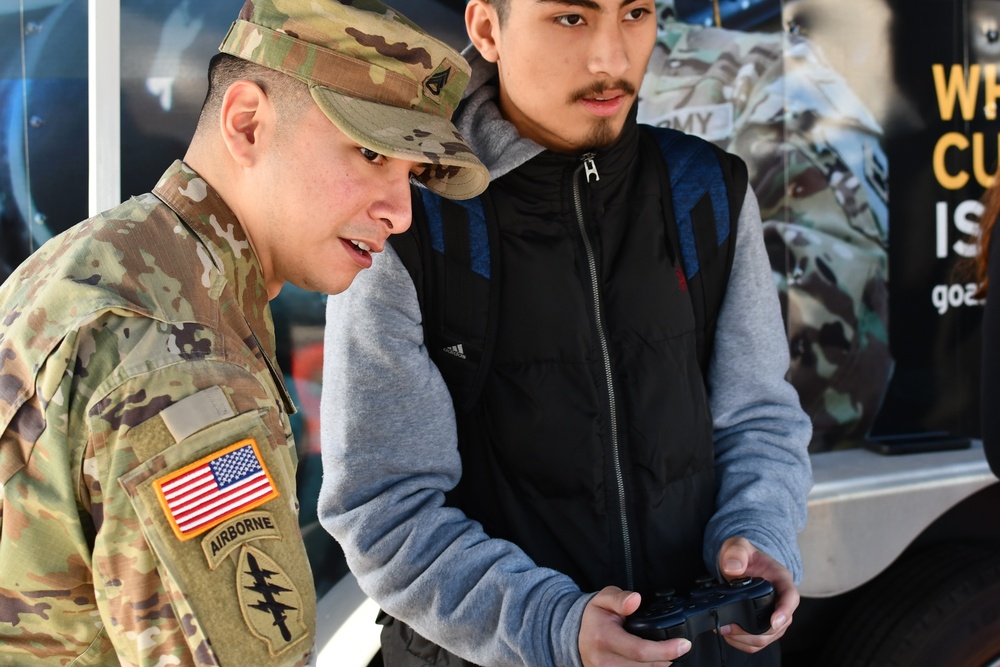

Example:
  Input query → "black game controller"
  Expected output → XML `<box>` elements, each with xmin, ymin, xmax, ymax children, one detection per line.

<box><xmin>624</xmin><ymin>576</ymin><xmax>776</xmax><ymax>642</ymax></box>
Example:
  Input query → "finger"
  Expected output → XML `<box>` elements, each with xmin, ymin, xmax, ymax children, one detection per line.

<box><xmin>720</xmin><ymin>619</ymin><xmax>790</xmax><ymax>653</ymax></box>
<box><xmin>722</xmin><ymin>632</ymin><xmax>771</xmax><ymax>653</ymax></box>
<box><xmin>770</xmin><ymin>595</ymin><xmax>796</xmax><ymax>632</ymax></box>
<box><xmin>769</xmin><ymin>575</ymin><xmax>799</xmax><ymax>629</ymax></box>
<box><xmin>621</xmin><ymin>637</ymin><xmax>692</xmax><ymax>664</ymax></box>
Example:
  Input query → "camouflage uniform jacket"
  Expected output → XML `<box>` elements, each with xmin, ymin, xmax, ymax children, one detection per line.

<box><xmin>0</xmin><ymin>161</ymin><xmax>315</xmax><ymax>666</ymax></box>
<box><xmin>638</xmin><ymin>19</ymin><xmax>891</xmax><ymax>451</ymax></box>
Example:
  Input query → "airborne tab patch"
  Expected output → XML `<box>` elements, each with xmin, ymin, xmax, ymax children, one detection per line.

<box><xmin>202</xmin><ymin>510</ymin><xmax>281</xmax><ymax>569</ymax></box>
<box><xmin>154</xmin><ymin>439</ymin><xmax>279</xmax><ymax>541</ymax></box>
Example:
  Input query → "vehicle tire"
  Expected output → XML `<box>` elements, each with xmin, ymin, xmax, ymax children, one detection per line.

<box><xmin>816</xmin><ymin>544</ymin><xmax>1000</xmax><ymax>666</ymax></box>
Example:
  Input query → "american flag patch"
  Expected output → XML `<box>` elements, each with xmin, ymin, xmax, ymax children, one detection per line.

<box><xmin>154</xmin><ymin>439</ymin><xmax>279</xmax><ymax>541</ymax></box>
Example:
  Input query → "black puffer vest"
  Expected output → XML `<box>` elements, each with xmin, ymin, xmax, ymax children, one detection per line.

<box><xmin>446</xmin><ymin>118</ymin><xmax>717</xmax><ymax>598</ymax></box>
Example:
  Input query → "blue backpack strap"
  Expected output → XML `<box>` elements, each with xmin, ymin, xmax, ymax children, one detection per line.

<box><xmin>643</xmin><ymin>125</ymin><xmax>748</xmax><ymax>375</ymax></box>
<box><xmin>420</xmin><ymin>189</ymin><xmax>492</xmax><ymax>279</ymax></box>
<box><xmin>390</xmin><ymin>187</ymin><xmax>499</xmax><ymax>414</ymax></box>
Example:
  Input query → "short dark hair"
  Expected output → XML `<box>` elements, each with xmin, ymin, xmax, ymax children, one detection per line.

<box><xmin>485</xmin><ymin>0</ymin><xmax>510</xmax><ymax>25</ymax></box>
<box><xmin>194</xmin><ymin>53</ymin><xmax>311</xmax><ymax>138</ymax></box>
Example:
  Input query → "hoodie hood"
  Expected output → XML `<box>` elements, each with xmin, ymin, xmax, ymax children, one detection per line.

<box><xmin>455</xmin><ymin>46</ymin><xmax>546</xmax><ymax>180</ymax></box>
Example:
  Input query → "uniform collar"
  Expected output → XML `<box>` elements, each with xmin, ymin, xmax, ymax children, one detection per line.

<box><xmin>152</xmin><ymin>160</ymin><xmax>294</xmax><ymax>414</ymax></box>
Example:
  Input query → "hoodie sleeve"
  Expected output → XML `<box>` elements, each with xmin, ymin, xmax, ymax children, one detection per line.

<box><xmin>318</xmin><ymin>245</ymin><xmax>591</xmax><ymax>667</ymax></box>
<box><xmin>703</xmin><ymin>186</ymin><xmax>814</xmax><ymax>583</ymax></box>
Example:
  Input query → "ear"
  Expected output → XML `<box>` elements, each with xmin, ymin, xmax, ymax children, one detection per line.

<box><xmin>466</xmin><ymin>0</ymin><xmax>500</xmax><ymax>63</ymax></box>
<box><xmin>219</xmin><ymin>80</ymin><xmax>274</xmax><ymax>167</ymax></box>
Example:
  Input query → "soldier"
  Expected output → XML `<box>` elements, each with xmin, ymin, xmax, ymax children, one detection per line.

<box><xmin>0</xmin><ymin>0</ymin><xmax>487</xmax><ymax>665</ymax></box>
<box><xmin>638</xmin><ymin>0</ymin><xmax>890</xmax><ymax>451</ymax></box>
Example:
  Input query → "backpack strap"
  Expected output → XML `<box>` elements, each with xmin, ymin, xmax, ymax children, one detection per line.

<box><xmin>389</xmin><ymin>187</ymin><xmax>500</xmax><ymax>414</ymax></box>
<box><xmin>642</xmin><ymin>125</ymin><xmax>748</xmax><ymax>375</ymax></box>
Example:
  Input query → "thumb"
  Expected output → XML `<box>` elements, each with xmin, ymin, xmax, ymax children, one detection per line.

<box><xmin>719</xmin><ymin>536</ymin><xmax>753</xmax><ymax>579</ymax></box>
<box><xmin>620</xmin><ymin>589</ymin><xmax>642</xmax><ymax>616</ymax></box>
<box><xmin>593</xmin><ymin>585</ymin><xmax>642</xmax><ymax>616</ymax></box>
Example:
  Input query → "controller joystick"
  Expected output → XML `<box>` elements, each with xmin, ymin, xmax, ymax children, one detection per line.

<box><xmin>624</xmin><ymin>576</ymin><xmax>776</xmax><ymax>642</ymax></box>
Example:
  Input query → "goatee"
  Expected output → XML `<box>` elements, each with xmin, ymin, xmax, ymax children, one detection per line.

<box><xmin>582</xmin><ymin>118</ymin><xmax>617</xmax><ymax>151</ymax></box>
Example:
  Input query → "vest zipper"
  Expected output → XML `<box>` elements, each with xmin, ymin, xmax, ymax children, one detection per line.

<box><xmin>572</xmin><ymin>153</ymin><xmax>633</xmax><ymax>590</ymax></box>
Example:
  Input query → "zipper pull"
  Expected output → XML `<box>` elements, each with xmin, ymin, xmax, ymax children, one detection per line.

<box><xmin>582</xmin><ymin>153</ymin><xmax>600</xmax><ymax>183</ymax></box>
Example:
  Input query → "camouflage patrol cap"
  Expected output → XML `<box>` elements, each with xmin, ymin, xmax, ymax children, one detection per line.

<box><xmin>220</xmin><ymin>0</ymin><xmax>489</xmax><ymax>200</ymax></box>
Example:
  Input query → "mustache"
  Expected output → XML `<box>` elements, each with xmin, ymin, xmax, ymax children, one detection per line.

<box><xmin>569</xmin><ymin>79</ymin><xmax>637</xmax><ymax>102</ymax></box>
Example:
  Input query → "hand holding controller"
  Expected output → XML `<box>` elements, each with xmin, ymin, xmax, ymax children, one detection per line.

<box><xmin>623</xmin><ymin>576</ymin><xmax>776</xmax><ymax>642</ymax></box>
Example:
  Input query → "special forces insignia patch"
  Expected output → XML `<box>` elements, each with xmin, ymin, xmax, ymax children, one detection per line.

<box><xmin>237</xmin><ymin>545</ymin><xmax>308</xmax><ymax>655</ymax></box>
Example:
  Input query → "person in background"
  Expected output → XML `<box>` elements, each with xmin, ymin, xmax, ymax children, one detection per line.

<box><xmin>973</xmin><ymin>178</ymin><xmax>1000</xmax><ymax>477</ymax></box>
<box><xmin>0</xmin><ymin>0</ymin><xmax>487</xmax><ymax>664</ymax></box>
<box><xmin>319</xmin><ymin>0</ymin><xmax>812</xmax><ymax>665</ymax></box>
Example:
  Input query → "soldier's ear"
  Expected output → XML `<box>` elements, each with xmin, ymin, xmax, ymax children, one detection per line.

<box><xmin>219</xmin><ymin>80</ymin><xmax>275</xmax><ymax>167</ymax></box>
<box><xmin>466</xmin><ymin>0</ymin><xmax>500</xmax><ymax>63</ymax></box>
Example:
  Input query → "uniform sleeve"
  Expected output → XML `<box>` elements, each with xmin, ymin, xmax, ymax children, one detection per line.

<box><xmin>318</xmin><ymin>245</ymin><xmax>590</xmax><ymax>667</ymax></box>
<box><xmin>92</xmin><ymin>351</ymin><xmax>315</xmax><ymax>666</ymax></box>
<box><xmin>704</xmin><ymin>187</ymin><xmax>814</xmax><ymax>583</ymax></box>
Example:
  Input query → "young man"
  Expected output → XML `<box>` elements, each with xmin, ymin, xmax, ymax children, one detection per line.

<box><xmin>319</xmin><ymin>0</ymin><xmax>812</xmax><ymax>665</ymax></box>
<box><xmin>0</xmin><ymin>1</ymin><xmax>486</xmax><ymax>665</ymax></box>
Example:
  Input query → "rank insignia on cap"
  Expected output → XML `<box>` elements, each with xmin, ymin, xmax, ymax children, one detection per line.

<box><xmin>424</xmin><ymin>65</ymin><xmax>452</xmax><ymax>96</ymax></box>
<box><xmin>154</xmin><ymin>439</ymin><xmax>279</xmax><ymax>541</ymax></box>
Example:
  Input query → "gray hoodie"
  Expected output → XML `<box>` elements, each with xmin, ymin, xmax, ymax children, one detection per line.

<box><xmin>318</xmin><ymin>49</ymin><xmax>813</xmax><ymax>667</ymax></box>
